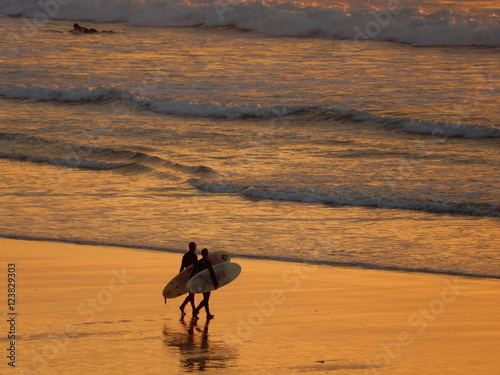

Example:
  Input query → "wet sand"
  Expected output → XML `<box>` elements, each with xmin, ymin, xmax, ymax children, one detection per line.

<box><xmin>1</xmin><ymin>238</ymin><xmax>499</xmax><ymax>374</ymax></box>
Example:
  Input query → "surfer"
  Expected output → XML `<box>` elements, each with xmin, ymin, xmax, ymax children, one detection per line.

<box><xmin>72</xmin><ymin>23</ymin><xmax>98</xmax><ymax>34</ymax></box>
<box><xmin>71</xmin><ymin>23</ymin><xmax>114</xmax><ymax>34</ymax></box>
<box><xmin>178</xmin><ymin>242</ymin><xmax>198</xmax><ymax>316</ymax></box>
<box><xmin>191</xmin><ymin>248</ymin><xmax>219</xmax><ymax>320</ymax></box>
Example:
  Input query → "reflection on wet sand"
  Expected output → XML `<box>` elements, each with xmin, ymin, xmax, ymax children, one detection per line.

<box><xmin>163</xmin><ymin>317</ymin><xmax>238</xmax><ymax>372</ymax></box>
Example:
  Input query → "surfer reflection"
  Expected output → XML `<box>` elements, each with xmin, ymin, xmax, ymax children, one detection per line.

<box><xmin>163</xmin><ymin>317</ymin><xmax>234</xmax><ymax>371</ymax></box>
<box><xmin>191</xmin><ymin>248</ymin><xmax>219</xmax><ymax>320</ymax></box>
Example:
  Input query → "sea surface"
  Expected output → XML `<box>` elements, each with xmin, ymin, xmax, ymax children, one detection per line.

<box><xmin>0</xmin><ymin>0</ymin><xmax>499</xmax><ymax>278</ymax></box>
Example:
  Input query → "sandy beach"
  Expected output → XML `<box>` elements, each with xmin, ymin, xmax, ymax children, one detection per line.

<box><xmin>1</xmin><ymin>238</ymin><xmax>499</xmax><ymax>374</ymax></box>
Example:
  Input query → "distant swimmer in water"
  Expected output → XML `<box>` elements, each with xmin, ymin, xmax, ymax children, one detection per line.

<box><xmin>72</xmin><ymin>23</ymin><xmax>114</xmax><ymax>34</ymax></box>
<box><xmin>72</xmin><ymin>23</ymin><xmax>98</xmax><ymax>33</ymax></box>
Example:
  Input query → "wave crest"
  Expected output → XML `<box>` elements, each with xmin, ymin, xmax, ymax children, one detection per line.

<box><xmin>0</xmin><ymin>152</ymin><xmax>140</xmax><ymax>171</ymax></box>
<box><xmin>0</xmin><ymin>84</ymin><xmax>299</xmax><ymax>119</ymax></box>
<box><xmin>189</xmin><ymin>179</ymin><xmax>500</xmax><ymax>217</ymax></box>
<box><xmin>1</xmin><ymin>0</ymin><xmax>499</xmax><ymax>47</ymax></box>
<box><xmin>0</xmin><ymin>132</ymin><xmax>218</xmax><ymax>177</ymax></box>
<box><xmin>319</xmin><ymin>109</ymin><xmax>500</xmax><ymax>138</ymax></box>
<box><xmin>1</xmin><ymin>84</ymin><xmax>498</xmax><ymax>139</ymax></box>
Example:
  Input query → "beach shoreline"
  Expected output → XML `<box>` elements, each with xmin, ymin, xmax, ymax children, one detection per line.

<box><xmin>1</xmin><ymin>238</ymin><xmax>499</xmax><ymax>374</ymax></box>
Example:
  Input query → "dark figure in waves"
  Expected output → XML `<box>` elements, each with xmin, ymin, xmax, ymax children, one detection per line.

<box><xmin>72</xmin><ymin>23</ymin><xmax>114</xmax><ymax>34</ymax></box>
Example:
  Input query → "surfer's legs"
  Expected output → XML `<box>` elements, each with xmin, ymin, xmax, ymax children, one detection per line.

<box><xmin>204</xmin><ymin>292</ymin><xmax>213</xmax><ymax>318</ymax></box>
<box><xmin>194</xmin><ymin>292</ymin><xmax>213</xmax><ymax>319</ymax></box>
<box><xmin>188</xmin><ymin>293</ymin><xmax>196</xmax><ymax>310</ymax></box>
<box><xmin>179</xmin><ymin>293</ymin><xmax>195</xmax><ymax>315</ymax></box>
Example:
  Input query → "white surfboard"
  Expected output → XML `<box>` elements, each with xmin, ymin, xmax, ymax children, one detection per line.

<box><xmin>162</xmin><ymin>250</ymin><xmax>230</xmax><ymax>300</ymax></box>
<box><xmin>187</xmin><ymin>262</ymin><xmax>241</xmax><ymax>294</ymax></box>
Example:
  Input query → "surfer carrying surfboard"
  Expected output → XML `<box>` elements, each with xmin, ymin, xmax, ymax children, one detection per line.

<box><xmin>191</xmin><ymin>248</ymin><xmax>219</xmax><ymax>320</ymax></box>
<box><xmin>178</xmin><ymin>242</ymin><xmax>198</xmax><ymax>316</ymax></box>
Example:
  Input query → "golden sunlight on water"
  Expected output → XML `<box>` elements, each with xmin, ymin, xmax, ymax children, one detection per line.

<box><xmin>1</xmin><ymin>2</ymin><xmax>499</xmax><ymax>373</ymax></box>
<box><xmin>4</xmin><ymin>18</ymin><xmax>498</xmax><ymax>126</ymax></box>
<box><xmin>0</xmin><ymin>10</ymin><xmax>498</xmax><ymax>279</ymax></box>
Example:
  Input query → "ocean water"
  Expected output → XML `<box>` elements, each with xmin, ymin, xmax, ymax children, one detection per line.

<box><xmin>0</xmin><ymin>0</ymin><xmax>499</xmax><ymax>278</ymax></box>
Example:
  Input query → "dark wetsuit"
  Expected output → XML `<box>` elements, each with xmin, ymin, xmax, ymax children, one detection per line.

<box><xmin>178</xmin><ymin>251</ymin><xmax>198</xmax><ymax>312</ymax></box>
<box><xmin>180</xmin><ymin>251</ymin><xmax>198</xmax><ymax>273</ymax></box>
<box><xmin>191</xmin><ymin>257</ymin><xmax>218</xmax><ymax>318</ymax></box>
<box><xmin>72</xmin><ymin>23</ymin><xmax>114</xmax><ymax>34</ymax></box>
<box><xmin>190</xmin><ymin>257</ymin><xmax>217</xmax><ymax>282</ymax></box>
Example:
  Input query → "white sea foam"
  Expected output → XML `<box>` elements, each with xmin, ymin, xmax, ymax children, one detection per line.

<box><xmin>1</xmin><ymin>0</ymin><xmax>499</xmax><ymax>47</ymax></box>
<box><xmin>189</xmin><ymin>179</ymin><xmax>500</xmax><ymax>217</ymax></box>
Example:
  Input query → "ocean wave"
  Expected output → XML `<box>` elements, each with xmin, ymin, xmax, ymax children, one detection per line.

<box><xmin>1</xmin><ymin>0</ymin><xmax>499</xmax><ymax>47</ymax></box>
<box><xmin>0</xmin><ymin>131</ymin><xmax>56</xmax><ymax>144</ymax></box>
<box><xmin>0</xmin><ymin>84</ymin><xmax>123</xmax><ymax>102</ymax></box>
<box><xmin>189</xmin><ymin>179</ymin><xmax>500</xmax><ymax>217</ymax></box>
<box><xmin>1</xmin><ymin>84</ymin><xmax>498</xmax><ymax>138</ymax></box>
<box><xmin>0</xmin><ymin>134</ymin><xmax>218</xmax><ymax>177</ymax></box>
<box><xmin>0</xmin><ymin>84</ymin><xmax>300</xmax><ymax>119</ymax></box>
<box><xmin>93</xmin><ymin>148</ymin><xmax>218</xmax><ymax>176</ymax></box>
<box><xmin>316</xmin><ymin>109</ymin><xmax>500</xmax><ymax>138</ymax></box>
<box><xmin>0</xmin><ymin>152</ymin><xmax>139</xmax><ymax>171</ymax></box>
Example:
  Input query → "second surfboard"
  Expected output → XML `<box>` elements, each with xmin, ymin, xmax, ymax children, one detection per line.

<box><xmin>187</xmin><ymin>262</ymin><xmax>241</xmax><ymax>294</ymax></box>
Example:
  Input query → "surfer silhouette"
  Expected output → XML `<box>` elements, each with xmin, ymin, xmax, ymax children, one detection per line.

<box><xmin>71</xmin><ymin>23</ymin><xmax>114</xmax><ymax>34</ymax></box>
<box><xmin>72</xmin><ymin>23</ymin><xmax>98</xmax><ymax>33</ymax></box>
<box><xmin>191</xmin><ymin>248</ymin><xmax>219</xmax><ymax>320</ymax></box>
<box><xmin>179</xmin><ymin>242</ymin><xmax>198</xmax><ymax>316</ymax></box>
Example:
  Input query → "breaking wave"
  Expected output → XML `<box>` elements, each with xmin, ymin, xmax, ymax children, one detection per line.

<box><xmin>1</xmin><ymin>0</ymin><xmax>499</xmax><ymax>47</ymax></box>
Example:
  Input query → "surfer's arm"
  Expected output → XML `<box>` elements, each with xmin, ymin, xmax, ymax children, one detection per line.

<box><xmin>208</xmin><ymin>264</ymin><xmax>218</xmax><ymax>289</ymax></box>
<box><xmin>180</xmin><ymin>260</ymin><xmax>189</xmax><ymax>273</ymax></box>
